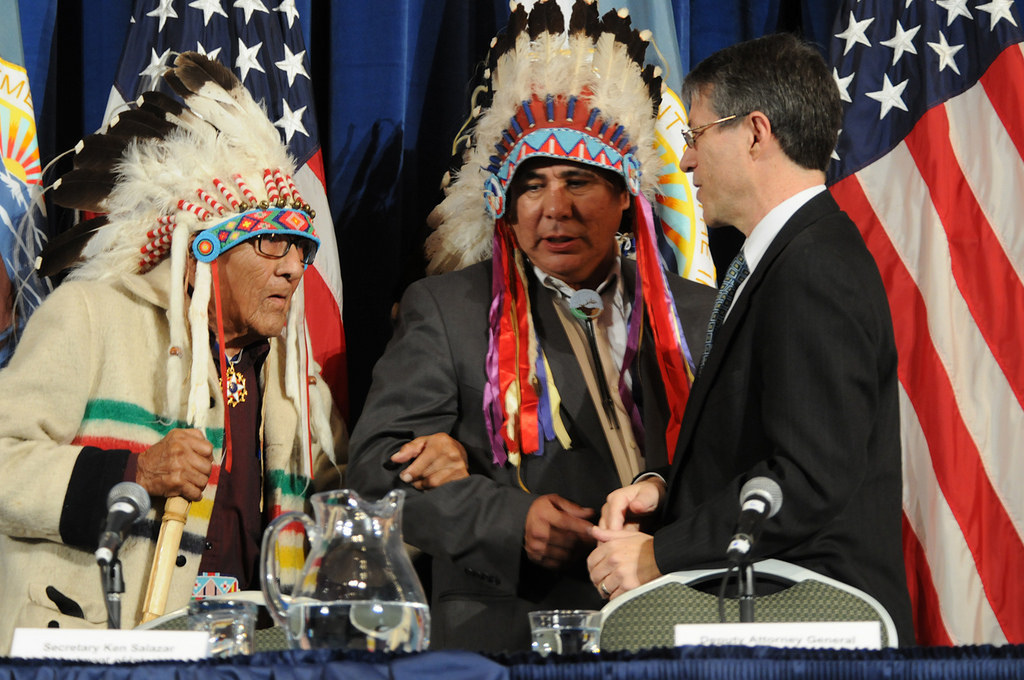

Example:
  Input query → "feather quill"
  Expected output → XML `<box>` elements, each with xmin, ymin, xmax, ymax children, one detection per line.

<box><xmin>35</xmin><ymin>215</ymin><xmax>109</xmax><ymax>277</ymax></box>
<box><xmin>50</xmin><ymin>170</ymin><xmax>117</xmax><ymax>213</ymax></box>
<box><xmin>70</xmin><ymin>134</ymin><xmax>129</xmax><ymax>172</ymax></box>
<box><xmin>106</xmin><ymin>108</ymin><xmax>176</xmax><ymax>140</ymax></box>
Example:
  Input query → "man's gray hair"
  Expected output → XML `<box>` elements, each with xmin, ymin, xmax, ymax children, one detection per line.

<box><xmin>681</xmin><ymin>33</ymin><xmax>842</xmax><ymax>172</ymax></box>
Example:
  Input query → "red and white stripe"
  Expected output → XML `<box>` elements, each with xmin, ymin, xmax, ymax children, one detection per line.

<box><xmin>830</xmin><ymin>42</ymin><xmax>1024</xmax><ymax>645</ymax></box>
<box><xmin>291</xmin><ymin>152</ymin><xmax>347</xmax><ymax>418</ymax></box>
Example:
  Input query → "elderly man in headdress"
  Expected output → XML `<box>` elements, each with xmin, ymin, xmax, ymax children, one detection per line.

<box><xmin>348</xmin><ymin>0</ymin><xmax>714</xmax><ymax>652</ymax></box>
<box><xmin>0</xmin><ymin>53</ymin><xmax>344</xmax><ymax>653</ymax></box>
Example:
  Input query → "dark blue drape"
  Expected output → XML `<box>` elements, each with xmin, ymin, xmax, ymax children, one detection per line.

<box><xmin>18</xmin><ymin>0</ymin><xmax>842</xmax><ymax>422</ymax></box>
<box><xmin>4</xmin><ymin>644</ymin><xmax>1024</xmax><ymax>680</ymax></box>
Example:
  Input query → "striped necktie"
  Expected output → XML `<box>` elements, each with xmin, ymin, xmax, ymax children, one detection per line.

<box><xmin>699</xmin><ymin>251</ymin><xmax>749</xmax><ymax>372</ymax></box>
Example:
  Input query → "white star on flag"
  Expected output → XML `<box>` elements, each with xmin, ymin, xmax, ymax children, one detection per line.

<box><xmin>833</xmin><ymin>68</ymin><xmax>855</xmax><ymax>103</ymax></box>
<box><xmin>139</xmin><ymin>47</ymin><xmax>172</xmax><ymax>81</ymax></box>
<box><xmin>936</xmin><ymin>0</ymin><xmax>974</xmax><ymax>25</ymax></box>
<box><xmin>275</xmin><ymin>45</ymin><xmax>309</xmax><ymax>87</ymax></box>
<box><xmin>188</xmin><ymin>0</ymin><xmax>229</xmax><ymax>26</ymax></box>
<box><xmin>274</xmin><ymin>0</ymin><xmax>300</xmax><ymax>29</ymax></box>
<box><xmin>235</xmin><ymin>39</ymin><xmax>266</xmax><ymax>82</ymax></box>
<box><xmin>976</xmin><ymin>0</ymin><xmax>1019</xmax><ymax>29</ymax></box>
<box><xmin>234</xmin><ymin>0</ymin><xmax>270</xmax><ymax>24</ymax></box>
<box><xmin>275</xmin><ymin>99</ymin><xmax>308</xmax><ymax>142</ymax></box>
<box><xmin>865</xmin><ymin>74</ymin><xmax>910</xmax><ymax>119</ymax></box>
<box><xmin>835</xmin><ymin>11</ymin><xmax>875</xmax><ymax>55</ymax></box>
<box><xmin>146</xmin><ymin>0</ymin><xmax>178</xmax><ymax>32</ymax></box>
<box><xmin>928</xmin><ymin>32</ymin><xmax>964</xmax><ymax>74</ymax></box>
<box><xmin>880</xmin><ymin>20</ymin><xmax>920</xmax><ymax>65</ymax></box>
<box><xmin>194</xmin><ymin>41</ymin><xmax>222</xmax><ymax>62</ymax></box>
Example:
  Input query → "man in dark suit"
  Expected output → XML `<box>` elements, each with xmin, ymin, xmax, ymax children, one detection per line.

<box><xmin>587</xmin><ymin>33</ymin><xmax>914</xmax><ymax>644</ymax></box>
<box><xmin>347</xmin><ymin>157</ymin><xmax>714</xmax><ymax>652</ymax></box>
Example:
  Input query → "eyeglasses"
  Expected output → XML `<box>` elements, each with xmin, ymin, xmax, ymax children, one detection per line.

<box><xmin>681</xmin><ymin>114</ymin><xmax>740</xmax><ymax>149</ymax></box>
<box><xmin>253</xmin><ymin>233</ymin><xmax>318</xmax><ymax>266</ymax></box>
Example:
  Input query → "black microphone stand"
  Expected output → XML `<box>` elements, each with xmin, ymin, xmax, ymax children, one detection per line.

<box><xmin>101</xmin><ymin>557</ymin><xmax>124</xmax><ymax>630</ymax></box>
<box><xmin>737</xmin><ymin>560</ymin><xmax>756</xmax><ymax>623</ymax></box>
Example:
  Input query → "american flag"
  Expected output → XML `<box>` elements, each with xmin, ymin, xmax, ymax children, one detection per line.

<box><xmin>105</xmin><ymin>0</ymin><xmax>347</xmax><ymax>417</ymax></box>
<box><xmin>827</xmin><ymin>0</ymin><xmax>1024</xmax><ymax>645</ymax></box>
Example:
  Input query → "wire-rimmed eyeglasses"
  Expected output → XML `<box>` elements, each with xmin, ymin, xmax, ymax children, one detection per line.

<box><xmin>252</xmin><ymin>233</ymin><xmax>318</xmax><ymax>266</ymax></box>
<box><xmin>681</xmin><ymin>114</ymin><xmax>740</xmax><ymax>149</ymax></box>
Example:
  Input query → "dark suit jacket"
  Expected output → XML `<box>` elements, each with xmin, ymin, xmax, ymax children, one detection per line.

<box><xmin>653</xmin><ymin>191</ymin><xmax>914</xmax><ymax>644</ymax></box>
<box><xmin>348</xmin><ymin>258</ymin><xmax>714</xmax><ymax>652</ymax></box>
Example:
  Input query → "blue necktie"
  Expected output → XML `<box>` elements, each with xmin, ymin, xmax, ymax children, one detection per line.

<box><xmin>700</xmin><ymin>251</ymin><xmax>749</xmax><ymax>373</ymax></box>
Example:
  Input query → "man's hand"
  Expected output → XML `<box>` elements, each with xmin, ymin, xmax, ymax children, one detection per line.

<box><xmin>599</xmin><ymin>477</ymin><xmax>666</xmax><ymax>530</ymax></box>
<box><xmin>391</xmin><ymin>433</ymin><xmax>469</xmax><ymax>489</ymax></box>
<box><xmin>136</xmin><ymin>428</ymin><xmax>214</xmax><ymax>501</ymax></box>
<box><xmin>587</xmin><ymin>528</ymin><xmax>661</xmax><ymax>600</ymax></box>
<box><xmin>524</xmin><ymin>494</ymin><xmax>597</xmax><ymax>570</ymax></box>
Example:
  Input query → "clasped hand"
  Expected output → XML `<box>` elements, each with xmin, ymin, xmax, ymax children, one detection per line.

<box><xmin>587</xmin><ymin>477</ymin><xmax>666</xmax><ymax>600</ymax></box>
<box><xmin>136</xmin><ymin>428</ymin><xmax>214</xmax><ymax>501</ymax></box>
<box><xmin>524</xmin><ymin>494</ymin><xmax>596</xmax><ymax>570</ymax></box>
<box><xmin>391</xmin><ymin>433</ymin><xmax>470</xmax><ymax>489</ymax></box>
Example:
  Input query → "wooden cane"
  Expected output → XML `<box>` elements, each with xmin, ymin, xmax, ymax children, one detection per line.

<box><xmin>140</xmin><ymin>496</ymin><xmax>191</xmax><ymax>623</ymax></box>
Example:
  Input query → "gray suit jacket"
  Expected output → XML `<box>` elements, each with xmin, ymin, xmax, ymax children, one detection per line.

<box><xmin>348</xmin><ymin>258</ymin><xmax>714</xmax><ymax>652</ymax></box>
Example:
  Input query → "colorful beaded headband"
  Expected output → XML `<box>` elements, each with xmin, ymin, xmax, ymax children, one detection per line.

<box><xmin>483</xmin><ymin>94</ymin><xmax>644</xmax><ymax>219</ymax></box>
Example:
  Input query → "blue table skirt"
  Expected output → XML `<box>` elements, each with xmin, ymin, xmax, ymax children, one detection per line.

<box><xmin>3</xmin><ymin>644</ymin><xmax>1024</xmax><ymax>680</ymax></box>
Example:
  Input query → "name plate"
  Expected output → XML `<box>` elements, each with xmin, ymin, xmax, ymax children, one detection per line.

<box><xmin>11</xmin><ymin>628</ymin><xmax>209</xmax><ymax>663</ymax></box>
<box><xmin>675</xmin><ymin>621</ymin><xmax>881</xmax><ymax>649</ymax></box>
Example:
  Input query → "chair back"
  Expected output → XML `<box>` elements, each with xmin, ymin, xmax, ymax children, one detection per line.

<box><xmin>599</xmin><ymin>559</ymin><xmax>897</xmax><ymax>652</ymax></box>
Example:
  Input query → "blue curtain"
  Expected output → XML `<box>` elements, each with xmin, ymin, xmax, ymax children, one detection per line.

<box><xmin>21</xmin><ymin>0</ymin><xmax>843</xmax><ymax>422</ymax></box>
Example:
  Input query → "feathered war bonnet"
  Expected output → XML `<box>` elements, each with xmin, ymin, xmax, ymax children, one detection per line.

<box><xmin>40</xmin><ymin>52</ymin><xmax>332</xmax><ymax>476</ymax></box>
<box><xmin>427</xmin><ymin>0</ymin><xmax>696</xmax><ymax>468</ymax></box>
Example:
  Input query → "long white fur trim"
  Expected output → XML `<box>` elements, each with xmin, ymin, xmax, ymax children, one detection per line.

<box><xmin>187</xmin><ymin>261</ymin><xmax>212</xmax><ymax>429</ymax></box>
<box><xmin>165</xmin><ymin>224</ymin><xmax>190</xmax><ymax>419</ymax></box>
<box><xmin>306</xmin><ymin>319</ymin><xmax>335</xmax><ymax>466</ymax></box>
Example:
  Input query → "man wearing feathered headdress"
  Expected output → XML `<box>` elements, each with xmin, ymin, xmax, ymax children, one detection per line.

<box><xmin>348</xmin><ymin>0</ymin><xmax>714</xmax><ymax>652</ymax></box>
<box><xmin>0</xmin><ymin>53</ymin><xmax>344</xmax><ymax>652</ymax></box>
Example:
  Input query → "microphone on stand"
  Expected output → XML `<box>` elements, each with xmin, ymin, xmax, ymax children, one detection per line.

<box><xmin>726</xmin><ymin>476</ymin><xmax>783</xmax><ymax>563</ymax></box>
<box><xmin>725</xmin><ymin>477</ymin><xmax>782</xmax><ymax>623</ymax></box>
<box><xmin>95</xmin><ymin>482</ymin><xmax>150</xmax><ymax>630</ymax></box>
<box><xmin>95</xmin><ymin>482</ymin><xmax>151</xmax><ymax>566</ymax></box>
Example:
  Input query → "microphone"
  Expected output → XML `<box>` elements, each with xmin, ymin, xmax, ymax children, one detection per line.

<box><xmin>95</xmin><ymin>482</ymin><xmax>151</xmax><ymax>566</ymax></box>
<box><xmin>726</xmin><ymin>477</ymin><xmax>782</xmax><ymax>563</ymax></box>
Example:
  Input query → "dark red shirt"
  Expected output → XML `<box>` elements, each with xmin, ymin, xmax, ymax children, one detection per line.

<box><xmin>196</xmin><ymin>341</ymin><xmax>269</xmax><ymax>590</ymax></box>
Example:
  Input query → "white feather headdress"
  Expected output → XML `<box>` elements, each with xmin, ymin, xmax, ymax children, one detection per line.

<box><xmin>41</xmin><ymin>52</ymin><xmax>333</xmax><ymax>474</ymax></box>
<box><xmin>425</xmin><ymin>0</ymin><xmax>663</xmax><ymax>274</ymax></box>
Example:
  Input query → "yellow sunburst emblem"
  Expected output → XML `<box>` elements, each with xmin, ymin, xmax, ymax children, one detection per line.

<box><xmin>0</xmin><ymin>56</ymin><xmax>41</xmax><ymax>187</ymax></box>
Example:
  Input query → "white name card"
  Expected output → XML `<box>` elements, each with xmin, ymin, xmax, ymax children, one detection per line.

<box><xmin>10</xmin><ymin>628</ymin><xmax>210</xmax><ymax>663</ymax></box>
<box><xmin>674</xmin><ymin>621</ymin><xmax>881</xmax><ymax>649</ymax></box>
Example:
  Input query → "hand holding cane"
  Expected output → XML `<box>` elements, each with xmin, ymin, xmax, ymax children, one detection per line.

<box><xmin>135</xmin><ymin>429</ymin><xmax>212</xmax><ymax>623</ymax></box>
<box><xmin>140</xmin><ymin>496</ymin><xmax>191</xmax><ymax>623</ymax></box>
